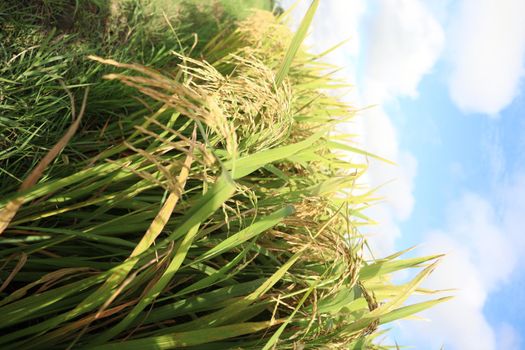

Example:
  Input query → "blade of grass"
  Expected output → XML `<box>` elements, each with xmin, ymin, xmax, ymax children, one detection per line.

<box><xmin>275</xmin><ymin>0</ymin><xmax>319</xmax><ymax>85</ymax></box>
<box><xmin>91</xmin><ymin>320</ymin><xmax>283</xmax><ymax>350</ymax></box>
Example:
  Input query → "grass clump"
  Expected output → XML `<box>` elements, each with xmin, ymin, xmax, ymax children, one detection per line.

<box><xmin>0</xmin><ymin>0</ymin><xmax>272</xmax><ymax>192</ymax></box>
<box><xmin>0</xmin><ymin>1</ymin><xmax>449</xmax><ymax>349</ymax></box>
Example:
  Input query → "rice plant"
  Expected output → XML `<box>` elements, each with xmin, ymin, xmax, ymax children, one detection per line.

<box><xmin>0</xmin><ymin>1</ymin><xmax>449</xmax><ymax>349</ymax></box>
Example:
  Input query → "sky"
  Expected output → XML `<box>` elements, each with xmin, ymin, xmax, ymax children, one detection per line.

<box><xmin>282</xmin><ymin>0</ymin><xmax>525</xmax><ymax>349</ymax></box>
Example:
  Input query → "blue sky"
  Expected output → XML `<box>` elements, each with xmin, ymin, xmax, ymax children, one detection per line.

<box><xmin>283</xmin><ymin>0</ymin><xmax>525</xmax><ymax>348</ymax></box>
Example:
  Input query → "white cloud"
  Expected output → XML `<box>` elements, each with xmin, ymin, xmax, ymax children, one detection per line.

<box><xmin>398</xmin><ymin>185</ymin><xmax>524</xmax><ymax>349</ymax></box>
<box><xmin>361</xmin><ymin>107</ymin><xmax>417</xmax><ymax>220</ymax></box>
<box><xmin>496</xmin><ymin>323</ymin><xmax>522</xmax><ymax>350</ymax></box>
<box><xmin>425</xmin><ymin>0</ymin><xmax>455</xmax><ymax>25</ymax></box>
<box><xmin>445</xmin><ymin>193</ymin><xmax>516</xmax><ymax>287</ymax></box>
<box><xmin>358</xmin><ymin>0</ymin><xmax>442</xmax><ymax>254</ymax></box>
<box><xmin>363</xmin><ymin>0</ymin><xmax>445</xmax><ymax>101</ymax></box>
<box><xmin>448</xmin><ymin>0</ymin><xmax>525</xmax><ymax>115</ymax></box>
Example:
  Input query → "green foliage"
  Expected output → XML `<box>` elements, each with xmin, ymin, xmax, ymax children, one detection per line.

<box><xmin>0</xmin><ymin>1</ymin><xmax>448</xmax><ymax>349</ymax></box>
<box><xmin>0</xmin><ymin>0</ymin><xmax>272</xmax><ymax>191</ymax></box>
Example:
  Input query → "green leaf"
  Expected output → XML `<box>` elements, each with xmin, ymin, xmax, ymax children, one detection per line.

<box><xmin>275</xmin><ymin>0</ymin><xmax>320</xmax><ymax>85</ymax></box>
<box><xmin>359</xmin><ymin>255</ymin><xmax>443</xmax><ymax>280</ymax></box>
<box><xmin>193</xmin><ymin>205</ymin><xmax>295</xmax><ymax>264</ymax></box>
<box><xmin>225</xmin><ymin>130</ymin><xmax>325</xmax><ymax>179</ymax></box>
<box><xmin>91</xmin><ymin>224</ymin><xmax>202</xmax><ymax>344</ymax></box>
<box><xmin>326</xmin><ymin>140</ymin><xmax>395</xmax><ymax>165</ymax></box>
<box><xmin>379</xmin><ymin>296</ymin><xmax>454</xmax><ymax>324</ymax></box>
<box><xmin>90</xmin><ymin>321</ymin><xmax>280</xmax><ymax>350</ymax></box>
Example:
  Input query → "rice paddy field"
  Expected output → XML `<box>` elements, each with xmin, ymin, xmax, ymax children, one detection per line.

<box><xmin>0</xmin><ymin>1</ymin><xmax>448</xmax><ymax>349</ymax></box>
